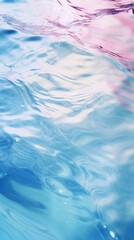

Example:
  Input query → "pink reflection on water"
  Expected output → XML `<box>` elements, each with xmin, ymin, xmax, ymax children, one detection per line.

<box><xmin>6</xmin><ymin>0</ymin><xmax>133</xmax><ymax>69</ymax></box>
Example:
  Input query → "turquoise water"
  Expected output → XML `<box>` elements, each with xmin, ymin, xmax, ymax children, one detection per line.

<box><xmin>0</xmin><ymin>1</ymin><xmax>134</xmax><ymax>240</ymax></box>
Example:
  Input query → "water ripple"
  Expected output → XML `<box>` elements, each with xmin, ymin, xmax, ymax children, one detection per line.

<box><xmin>0</xmin><ymin>0</ymin><xmax>134</xmax><ymax>240</ymax></box>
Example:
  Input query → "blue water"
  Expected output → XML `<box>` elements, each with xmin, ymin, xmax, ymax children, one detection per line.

<box><xmin>0</xmin><ymin>1</ymin><xmax>134</xmax><ymax>240</ymax></box>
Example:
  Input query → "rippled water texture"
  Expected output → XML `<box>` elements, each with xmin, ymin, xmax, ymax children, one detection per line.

<box><xmin>0</xmin><ymin>0</ymin><xmax>134</xmax><ymax>240</ymax></box>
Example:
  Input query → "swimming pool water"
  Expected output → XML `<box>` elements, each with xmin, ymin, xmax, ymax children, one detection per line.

<box><xmin>0</xmin><ymin>1</ymin><xmax>134</xmax><ymax>240</ymax></box>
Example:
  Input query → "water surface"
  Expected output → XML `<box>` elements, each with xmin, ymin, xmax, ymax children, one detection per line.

<box><xmin>0</xmin><ymin>1</ymin><xmax>134</xmax><ymax>240</ymax></box>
